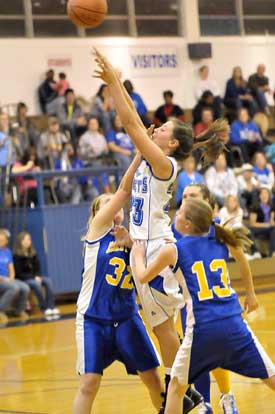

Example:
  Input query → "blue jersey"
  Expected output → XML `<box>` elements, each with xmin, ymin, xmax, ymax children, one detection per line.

<box><xmin>77</xmin><ymin>230</ymin><xmax>138</xmax><ymax>321</ymax></box>
<box><xmin>173</xmin><ymin>231</ymin><xmax>242</xmax><ymax>327</ymax></box>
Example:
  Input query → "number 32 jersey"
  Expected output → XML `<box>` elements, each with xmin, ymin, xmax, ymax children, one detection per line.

<box><xmin>173</xmin><ymin>232</ymin><xmax>243</xmax><ymax>328</ymax></box>
<box><xmin>130</xmin><ymin>157</ymin><xmax>177</xmax><ymax>240</ymax></box>
<box><xmin>77</xmin><ymin>230</ymin><xmax>138</xmax><ymax>321</ymax></box>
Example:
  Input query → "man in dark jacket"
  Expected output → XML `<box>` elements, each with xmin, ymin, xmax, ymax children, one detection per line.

<box><xmin>248</xmin><ymin>64</ymin><xmax>270</xmax><ymax>114</ymax></box>
<box><xmin>38</xmin><ymin>69</ymin><xmax>57</xmax><ymax>114</ymax></box>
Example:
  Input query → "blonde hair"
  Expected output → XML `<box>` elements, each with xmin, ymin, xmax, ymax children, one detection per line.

<box><xmin>184</xmin><ymin>198</ymin><xmax>252</xmax><ymax>251</ymax></box>
<box><xmin>0</xmin><ymin>229</ymin><xmax>9</xmax><ymax>247</ymax></box>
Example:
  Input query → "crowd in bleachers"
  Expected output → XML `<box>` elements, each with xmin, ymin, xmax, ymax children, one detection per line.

<box><xmin>1</xmin><ymin>63</ymin><xmax>275</xmax><ymax>260</ymax></box>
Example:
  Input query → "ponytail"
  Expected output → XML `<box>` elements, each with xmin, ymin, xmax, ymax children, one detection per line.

<box><xmin>193</xmin><ymin>118</ymin><xmax>230</xmax><ymax>163</ymax></box>
<box><xmin>214</xmin><ymin>221</ymin><xmax>252</xmax><ymax>252</ymax></box>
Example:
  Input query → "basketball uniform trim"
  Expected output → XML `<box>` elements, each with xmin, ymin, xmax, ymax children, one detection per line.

<box><xmin>85</xmin><ymin>228</ymin><xmax>113</xmax><ymax>245</ymax></box>
<box><xmin>147</xmin><ymin>158</ymin><xmax>175</xmax><ymax>182</ymax></box>
<box><xmin>171</xmin><ymin>325</ymin><xmax>194</xmax><ymax>385</ymax></box>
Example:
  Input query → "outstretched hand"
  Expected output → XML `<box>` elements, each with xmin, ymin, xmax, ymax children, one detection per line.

<box><xmin>93</xmin><ymin>48</ymin><xmax>117</xmax><ymax>85</ymax></box>
<box><xmin>111</xmin><ymin>225</ymin><xmax>133</xmax><ymax>249</ymax></box>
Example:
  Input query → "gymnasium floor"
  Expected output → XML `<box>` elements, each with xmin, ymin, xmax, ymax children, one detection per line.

<box><xmin>0</xmin><ymin>292</ymin><xmax>275</xmax><ymax>414</ymax></box>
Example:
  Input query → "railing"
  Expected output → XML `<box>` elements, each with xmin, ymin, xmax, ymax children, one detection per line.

<box><xmin>10</xmin><ymin>165</ymin><xmax>123</xmax><ymax>206</ymax></box>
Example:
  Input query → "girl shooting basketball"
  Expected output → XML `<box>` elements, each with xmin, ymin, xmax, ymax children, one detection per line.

<box><xmin>93</xmin><ymin>48</ymin><xmax>229</xmax><ymax>413</ymax></box>
<box><xmin>73</xmin><ymin>154</ymin><xmax>163</xmax><ymax>414</ymax></box>
<box><xmin>132</xmin><ymin>198</ymin><xmax>275</xmax><ymax>414</ymax></box>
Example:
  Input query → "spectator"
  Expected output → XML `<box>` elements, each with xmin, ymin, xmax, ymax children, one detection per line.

<box><xmin>175</xmin><ymin>155</ymin><xmax>204</xmax><ymax>207</ymax></box>
<box><xmin>224</xmin><ymin>66</ymin><xmax>257</xmax><ymax>117</ymax></box>
<box><xmin>106</xmin><ymin>114</ymin><xmax>135</xmax><ymax>173</ymax></box>
<box><xmin>40</xmin><ymin>117</ymin><xmax>68</xmax><ymax>169</ymax></box>
<box><xmin>15</xmin><ymin>102</ymin><xmax>39</xmax><ymax>151</ymax></box>
<box><xmin>153</xmin><ymin>90</ymin><xmax>184</xmax><ymax>126</ymax></box>
<box><xmin>236</xmin><ymin>163</ymin><xmax>259</xmax><ymax>213</ymax></box>
<box><xmin>265</xmin><ymin>142</ymin><xmax>275</xmax><ymax>169</ymax></box>
<box><xmin>192</xmin><ymin>91</ymin><xmax>219</xmax><ymax>125</ymax></box>
<box><xmin>0</xmin><ymin>229</ymin><xmax>30</xmax><ymax>323</ymax></box>
<box><xmin>252</xmin><ymin>152</ymin><xmax>274</xmax><ymax>190</ymax></box>
<box><xmin>248</xmin><ymin>64</ymin><xmax>270</xmax><ymax>115</ymax></box>
<box><xmin>205</xmin><ymin>153</ymin><xmax>238</xmax><ymax>207</ymax></box>
<box><xmin>38</xmin><ymin>69</ymin><xmax>57</xmax><ymax>114</ymax></box>
<box><xmin>219</xmin><ymin>195</ymin><xmax>243</xmax><ymax>229</ymax></box>
<box><xmin>13</xmin><ymin>232</ymin><xmax>60</xmax><ymax>316</ymax></box>
<box><xmin>78</xmin><ymin>117</ymin><xmax>108</xmax><ymax>165</ymax></box>
<box><xmin>54</xmin><ymin>143</ymin><xmax>98</xmax><ymax>204</ymax></box>
<box><xmin>230</xmin><ymin>108</ymin><xmax>263</xmax><ymax>162</ymax></box>
<box><xmin>194</xmin><ymin>65</ymin><xmax>222</xmax><ymax>118</ymax></box>
<box><xmin>194</xmin><ymin>107</ymin><xmax>214</xmax><ymax>136</ymax></box>
<box><xmin>123</xmin><ymin>79</ymin><xmax>151</xmax><ymax>127</ymax></box>
<box><xmin>11</xmin><ymin>150</ymin><xmax>40</xmax><ymax>206</ymax></box>
<box><xmin>57</xmin><ymin>88</ymin><xmax>87</xmax><ymax>150</ymax></box>
<box><xmin>53</xmin><ymin>72</ymin><xmax>70</xmax><ymax>97</ymax></box>
<box><xmin>90</xmin><ymin>84</ymin><xmax>115</xmax><ymax>132</ymax></box>
<box><xmin>249</xmin><ymin>187</ymin><xmax>275</xmax><ymax>256</ymax></box>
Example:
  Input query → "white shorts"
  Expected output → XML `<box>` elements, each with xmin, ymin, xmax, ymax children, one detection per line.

<box><xmin>130</xmin><ymin>238</ymin><xmax>184</xmax><ymax>328</ymax></box>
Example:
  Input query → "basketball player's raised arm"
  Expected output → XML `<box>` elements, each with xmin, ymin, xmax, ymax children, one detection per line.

<box><xmin>229</xmin><ymin>245</ymin><xmax>258</xmax><ymax>313</ymax></box>
<box><xmin>87</xmin><ymin>154</ymin><xmax>141</xmax><ymax>240</ymax></box>
<box><xmin>132</xmin><ymin>242</ymin><xmax>177</xmax><ymax>284</ymax></box>
<box><xmin>93</xmin><ymin>49</ymin><xmax>172</xmax><ymax>179</ymax></box>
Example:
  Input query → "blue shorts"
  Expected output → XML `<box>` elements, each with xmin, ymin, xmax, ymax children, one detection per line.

<box><xmin>76</xmin><ymin>312</ymin><xmax>160</xmax><ymax>375</ymax></box>
<box><xmin>171</xmin><ymin>315</ymin><xmax>275</xmax><ymax>384</ymax></box>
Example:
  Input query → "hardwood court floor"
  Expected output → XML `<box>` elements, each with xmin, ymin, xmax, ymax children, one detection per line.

<box><xmin>0</xmin><ymin>292</ymin><xmax>275</xmax><ymax>414</ymax></box>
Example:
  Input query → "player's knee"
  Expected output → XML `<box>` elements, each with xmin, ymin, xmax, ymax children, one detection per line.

<box><xmin>140</xmin><ymin>369</ymin><xmax>162</xmax><ymax>391</ymax></box>
<box><xmin>79</xmin><ymin>374</ymin><xmax>101</xmax><ymax>396</ymax></box>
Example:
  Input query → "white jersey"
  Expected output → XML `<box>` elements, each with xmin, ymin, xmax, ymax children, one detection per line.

<box><xmin>130</xmin><ymin>156</ymin><xmax>177</xmax><ymax>240</ymax></box>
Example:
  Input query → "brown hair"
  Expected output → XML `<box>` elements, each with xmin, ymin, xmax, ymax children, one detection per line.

<box><xmin>184</xmin><ymin>198</ymin><xmax>252</xmax><ymax>251</ymax></box>
<box><xmin>185</xmin><ymin>183</ymin><xmax>216</xmax><ymax>210</ymax></box>
<box><xmin>13</xmin><ymin>231</ymin><xmax>36</xmax><ymax>257</ymax></box>
<box><xmin>171</xmin><ymin>118</ymin><xmax>229</xmax><ymax>163</ymax></box>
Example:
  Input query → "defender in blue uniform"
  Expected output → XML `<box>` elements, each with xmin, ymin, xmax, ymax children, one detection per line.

<box><xmin>73</xmin><ymin>155</ymin><xmax>163</xmax><ymax>414</ymax></box>
<box><xmin>132</xmin><ymin>197</ymin><xmax>275</xmax><ymax>414</ymax></box>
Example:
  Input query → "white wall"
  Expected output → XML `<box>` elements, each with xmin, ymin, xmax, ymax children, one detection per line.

<box><xmin>1</xmin><ymin>36</ymin><xmax>275</xmax><ymax>115</ymax></box>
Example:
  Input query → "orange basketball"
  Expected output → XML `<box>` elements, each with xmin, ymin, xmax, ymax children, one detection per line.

<box><xmin>67</xmin><ymin>0</ymin><xmax>108</xmax><ymax>29</ymax></box>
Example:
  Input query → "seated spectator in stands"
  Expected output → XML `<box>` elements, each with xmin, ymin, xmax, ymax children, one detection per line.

<box><xmin>205</xmin><ymin>153</ymin><xmax>238</xmax><ymax>207</ymax></box>
<box><xmin>224</xmin><ymin>66</ymin><xmax>257</xmax><ymax>117</ymax></box>
<box><xmin>230</xmin><ymin>108</ymin><xmax>263</xmax><ymax>162</ymax></box>
<box><xmin>0</xmin><ymin>229</ymin><xmax>30</xmax><ymax>323</ymax></box>
<box><xmin>78</xmin><ymin>117</ymin><xmax>108</xmax><ymax>165</ymax></box>
<box><xmin>123</xmin><ymin>79</ymin><xmax>150</xmax><ymax>127</ymax></box>
<box><xmin>57</xmin><ymin>88</ymin><xmax>87</xmax><ymax>150</ymax></box>
<box><xmin>40</xmin><ymin>117</ymin><xmax>68</xmax><ymax>169</ymax></box>
<box><xmin>14</xmin><ymin>232</ymin><xmax>60</xmax><ymax>316</ymax></box>
<box><xmin>0</xmin><ymin>112</ymin><xmax>17</xmax><ymax>167</ymax></box>
<box><xmin>53</xmin><ymin>72</ymin><xmax>70</xmax><ymax>97</ymax></box>
<box><xmin>55</xmin><ymin>143</ymin><xmax>108</xmax><ymax>203</ymax></box>
<box><xmin>153</xmin><ymin>90</ymin><xmax>184</xmax><ymax>127</ymax></box>
<box><xmin>106</xmin><ymin>114</ymin><xmax>135</xmax><ymax>173</ymax></box>
<box><xmin>236</xmin><ymin>163</ymin><xmax>260</xmax><ymax>214</ymax></box>
<box><xmin>252</xmin><ymin>152</ymin><xmax>274</xmax><ymax>190</ymax></box>
<box><xmin>248</xmin><ymin>64</ymin><xmax>271</xmax><ymax>115</ymax></box>
<box><xmin>175</xmin><ymin>155</ymin><xmax>204</xmax><ymax>207</ymax></box>
<box><xmin>193</xmin><ymin>91</ymin><xmax>219</xmax><ymax>125</ymax></box>
<box><xmin>194</xmin><ymin>65</ymin><xmax>222</xmax><ymax>118</ymax></box>
<box><xmin>249</xmin><ymin>187</ymin><xmax>275</xmax><ymax>256</ymax></box>
<box><xmin>90</xmin><ymin>84</ymin><xmax>115</xmax><ymax>132</ymax></box>
<box><xmin>38</xmin><ymin>69</ymin><xmax>58</xmax><ymax>114</ymax></box>
<box><xmin>219</xmin><ymin>195</ymin><xmax>243</xmax><ymax>228</ymax></box>
<box><xmin>15</xmin><ymin>102</ymin><xmax>39</xmax><ymax>151</ymax></box>
<box><xmin>193</xmin><ymin>107</ymin><xmax>214</xmax><ymax>136</ymax></box>
<box><xmin>265</xmin><ymin>143</ymin><xmax>275</xmax><ymax>169</ymax></box>
<box><xmin>11</xmin><ymin>150</ymin><xmax>40</xmax><ymax>206</ymax></box>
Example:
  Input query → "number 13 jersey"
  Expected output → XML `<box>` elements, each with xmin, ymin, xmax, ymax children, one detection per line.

<box><xmin>130</xmin><ymin>157</ymin><xmax>177</xmax><ymax>240</ymax></box>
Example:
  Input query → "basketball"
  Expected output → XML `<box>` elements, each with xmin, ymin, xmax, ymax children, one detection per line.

<box><xmin>67</xmin><ymin>0</ymin><xmax>108</xmax><ymax>29</ymax></box>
